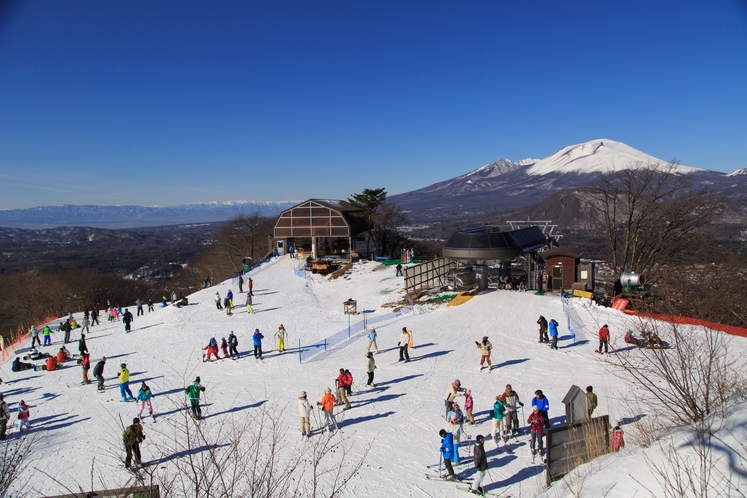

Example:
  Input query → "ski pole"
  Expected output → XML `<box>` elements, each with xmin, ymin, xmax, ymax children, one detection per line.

<box><xmin>521</xmin><ymin>405</ymin><xmax>525</xmax><ymax>436</ymax></box>
<box><xmin>438</xmin><ymin>452</ymin><xmax>443</xmax><ymax>478</ymax></box>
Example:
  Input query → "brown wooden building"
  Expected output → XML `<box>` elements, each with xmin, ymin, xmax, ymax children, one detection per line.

<box><xmin>541</xmin><ymin>246</ymin><xmax>593</xmax><ymax>293</ymax></box>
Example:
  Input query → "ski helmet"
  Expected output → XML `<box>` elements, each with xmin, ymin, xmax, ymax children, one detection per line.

<box><xmin>454</xmin><ymin>379</ymin><xmax>461</xmax><ymax>386</ymax></box>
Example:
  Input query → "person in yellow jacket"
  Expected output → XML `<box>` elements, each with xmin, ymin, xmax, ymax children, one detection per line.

<box><xmin>275</xmin><ymin>324</ymin><xmax>287</xmax><ymax>353</ymax></box>
<box><xmin>119</xmin><ymin>363</ymin><xmax>135</xmax><ymax>402</ymax></box>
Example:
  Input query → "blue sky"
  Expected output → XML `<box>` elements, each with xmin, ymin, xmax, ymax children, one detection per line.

<box><xmin>1</xmin><ymin>1</ymin><xmax>745</xmax><ymax>209</ymax></box>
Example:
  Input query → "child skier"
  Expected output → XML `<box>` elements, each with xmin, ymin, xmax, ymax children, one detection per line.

<box><xmin>220</xmin><ymin>338</ymin><xmax>229</xmax><ymax>358</ymax></box>
<box><xmin>17</xmin><ymin>400</ymin><xmax>30</xmax><ymax>434</ymax></box>
<box><xmin>246</xmin><ymin>293</ymin><xmax>254</xmax><ymax>314</ymax></box>
<box><xmin>275</xmin><ymin>324</ymin><xmax>287</xmax><ymax>352</ymax></box>
<box><xmin>464</xmin><ymin>389</ymin><xmax>475</xmax><ymax>425</ymax></box>
<box><xmin>203</xmin><ymin>337</ymin><xmax>219</xmax><ymax>361</ymax></box>
<box><xmin>228</xmin><ymin>331</ymin><xmax>239</xmax><ymax>359</ymax></box>
<box><xmin>185</xmin><ymin>377</ymin><xmax>206</xmax><ymax>420</ymax></box>
<box><xmin>491</xmin><ymin>395</ymin><xmax>507</xmax><ymax>447</ymax></box>
<box><xmin>137</xmin><ymin>382</ymin><xmax>155</xmax><ymax>420</ymax></box>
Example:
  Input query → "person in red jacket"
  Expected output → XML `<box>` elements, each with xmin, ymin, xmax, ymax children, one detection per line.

<box><xmin>598</xmin><ymin>324</ymin><xmax>610</xmax><ymax>354</ymax></box>
<box><xmin>335</xmin><ymin>369</ymin><xmax>351</xmax><ymax>410</ymax></box>
<box><xmin>527</xmin><ymin>406</ymin><xmax>547</xmax><ymax>456</ymax></box>
<box><xmin>45</xmin><ymin>356</ymin><xmax>57</xmax><ymax>371</ymax></box>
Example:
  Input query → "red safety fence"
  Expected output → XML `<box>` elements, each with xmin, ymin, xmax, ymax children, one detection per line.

<box><xmin>1</xmin><ymin>311</ymin><xmax>60</xmax><ymax>364</ymax></box>
<box><xmin>622</xmin><ymin>309</ymin><xmax>747</xmax><ymax>339</ymax></box>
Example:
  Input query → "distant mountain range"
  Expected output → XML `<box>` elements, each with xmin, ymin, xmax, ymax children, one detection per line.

<box><xmin>389</xmin><ymin>138</ymin><xmax>747</xmax><ymax>225</ymax></box>
<box><xmin>0</xmin><ymin>200</ymin><xmax>300</xmax><ymax>229</ymax></box>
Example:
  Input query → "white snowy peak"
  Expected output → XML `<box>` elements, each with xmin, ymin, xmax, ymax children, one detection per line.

<box><xmin>526</xmin><ymin>139</ymin><xmax>701</xmax><ymax>176</ymax></box>
<box><xmin>726</xmin><ymin>168</ymin><xmax>747</xmax><ymax>177</ymax></box>
<box><xmin>461</xmin><ymin>158</ymin><xmax>524</xmax><ymax>180</ymax></box>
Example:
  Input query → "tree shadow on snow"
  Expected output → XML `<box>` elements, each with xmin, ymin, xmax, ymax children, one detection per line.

<box><xmin>485</xmin><ymin>461</ymin><xmax>544</xmax><ymax>491</ymax></box>
<box><xmin>133</xmin><ymin>322</ymin><xmax>165</xmax><ymax>332</ymax></box>
<box><xmin>3</xmin><ymin>386</ymin><xmax>40</xmax><ymax>398</ymax></box>
<box><xmin>352</xmin><ymin>393</ymin><xmax>405</xmax><ymax>408</ymax></box>
<box><xmin>147</xmin><ymin>443</ymin><xmax>231</xmax><ymax>466</ymax></box>
<box><xmin>560</xmin><ymin>339</ymin><xmax>590</xmax><ymax>348</ymax></box>
<box><xmin>375</xmin><ymin>374</ymin><xmax>423</xmax><ymax>386</ymax></box>
<box><xmin>339</xmin><ymin>410</ymin><xmax>396</xmax><ymax>427</ymax></box>
<box><xmin>85</xmin><ymin>333</ymin><xmax>113</xmax><ymax>342</ymax></box>
<box><xmin>203</xmin><ymin>400</ymin><xmax>267</xmax><ymax>420</ymax></box>
<box><xmin>254</xmin><ymin>307</ymin><xmax>281</xmax><ymax>313</ymax></box>
<box><xmin>491</xmin><ymin>358</ymin><xmax>529</xmax><ymax>369</ymax></box>
<box><xmin>29</xmin><ymin>415</ymin><xmax>91</xmax><ymax>435</ymax></box>
<box><xmin>0</xmin><ymin>375</ymin><xmax>42</xmax><ymax>385</ymax></box>
<box><xmin>102</xmin><ymin>352</ymin><xmax>136</xmax><ymax>360</ymax></box>
<box><xmin>132</xmin><ymin>375</ymin><xmax>164</xmax><ymax>385</ymax></box>
<box><xmin>409</xmin><ymin>350</ymin><xmax>452</xmax><ymax>362</ymax></box>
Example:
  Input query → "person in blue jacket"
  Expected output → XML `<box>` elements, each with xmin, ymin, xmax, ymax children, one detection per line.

<box><xmin>532</xmin><ymin>390</ymin><xmax>550</xmax><ymax>429</ymax></box>
<box><xmin>252</xmin><ymin>328</ymin><xmax>264</xmax><ymax>359</ymax></box>
<box><xmin>548</xmin><ymin>318</ymin><xmax>559</xmax><ymax>350</ymax></box>
<box><xmin>438</xmin><ymin>428</ymin><xmax>457</xmax><ymax>481</ymax></box>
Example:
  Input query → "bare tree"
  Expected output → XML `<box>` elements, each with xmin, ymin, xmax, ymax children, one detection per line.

<box><xmin>0</xmin><ymin>434</ymin><xmax>35</xmax><ymax>497</ymax></box>
<box><xmin>581</xmin><ymin>161</ymin><xmax>725</xmax><ymax>282</ymax></box>
<box><xmin>210</xmin><ymin>214</ymin><xmax>275</xmax><ymax>275</ymax></box>
<box><xmin>371</xmin><ymin>201</ymin><xmax>408</xmax><ymax>259</ymax></box>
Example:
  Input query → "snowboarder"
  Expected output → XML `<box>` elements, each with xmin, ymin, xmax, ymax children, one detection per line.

<box><xmin>119</xmin><ymin>363</ymin><xmax>135</xmax><ymax>402</ymax></box>
<box><xmin>17</xmin><ymin>399</ymin><xmax>30</xmax><ymax>435</ymax></box>
<box><xmin>11</xmin><ymin>357</ymin><xmax>33</xmax><ymax>372</ymax></box>
<box><xmin>532</xmin><ymin>390</ymin><xmax>550</xmax><ymax>429</ymax></box>
<box><xmin>203</xmin><ymin>337</ymin><xmax>219</xmax><ymax>361</ymax></box>
<box><xmin>317</xmin><ymin>387</ymin><xmax>339</xmax><ymax>433</ymax></box>
<box><xmin>79</xmin><ymin>352</ymin><xmax>91</xmax><ymax>384</ymax></box>
<box><xmin>123</xmin><ymin>418</ymin><xmax>145</xmax><ymax>468</ymax></box>
<box><xmin>137</xmin><ymin>382</ymin><xmax>154</xmax><ymax>420</ymax></box>
<box><xmin>252</xmin><ymin>329</ymin><xmax>264</xmax><ymax>359</ymax></box>
<box><xmin>537</xmin><ymin>315</ymin><xmax>549</xmax><ymax>343</ymax></box>
<box><xmin>220</xmin><ymin>338</ymin><xmax>228</xmax><ymax>358</ymax></box>
<box><xmin>228</xmin><ymin>331</ymin><xmax>239</xmax><ymax>359</ymax></box>
<box><xmin>624</xmin><ymin>329</ymin><xmax>643</xmax><ymax>348</ymax></box>
<box><xmin>298</xmin><ymin>391</ymin><xmax>313</xmax><ymax>437</ymax></box>
<box><xmin>123</xmin><ymin>308</ymin><xmax>134</xmax><ymax>333</ymax></box>
<box><xmin>528</xmin><ymin>406</ymin><xmax>547</xmax><ymax>456</ymax></box>
<box><xmin>491</xmin><ymin>395</ymin><xmax>507</xmax><ymax>447</ymax></box>
<box><xmin>56</xmin><ymin>345</ymin><xmax>71</xmax><ymax>363</ymax></box>
<box><xmin>94</xmin><ymin>356</ymin><xmax>106</xmax><ymax>391</ymax></box>
<box><xmin>438</xmin><ymin>428</ymin><xmax>457</xmax><ymax>481</ymax></box>
<box><xmin>30</xmin><ymin>325</ymin><xmax>41</xmax><ymax>348</ymax></box>
<box><xmin>548</xmin><ymin>319</ymin><xmax>559</xmax><ymax>350</ymax></box>
<box><xmin>475</xmin><ymin>336</ymin><xmax>492</xmax><ymax>370</ymax></box>
<box><xmin>214</xmin><ymin>292</ymin><xmax>223</xmax><ymax>310</ymax></box>
<box><xmin>0</xmin><ymin>394</ymin><xmax>9</xmax><ymax>440</ymax></box>
<box><xmin>598</xmin><ymin>324</ymin><xmax>610</xmax><ymax>354</ymax></box>
<box><xmin>365</xmin><ymin>352</ymin><xmax>376</xmax><ymax>387</ymax></box>
<box><xmin>45</xmin><ymin>355</ymin><xmax>57</xmax><ymax>371</ymax></box>
<box><xmin>185</xmin><ymin>377</ymin><xmax>206</xmax><ymax>419</ymax></box>
<box><xmin>398</xmin><ymin>327</ymin><xmax>411</xmax><ymax>362</ymax></box>
<box><xmin>503</xmin><ymin>384</ymin><xmax>524</xmax><ymax>436</ymax></box>
<box><xmin>78</xmin><ymin>334</ymin><xmax>88</xmax><ymax>355</ymax></box>
<box><xmin>464</xmin><ymin>389</ymin><xmax>474</xmax><ymax>425</ymax></box>
<box><xmin>586</xmin><ymin>386</ymin><xmax>598</xmax><ymax>416</ymax></box>
<box><xmin>443</xmin><ymin>379</ymin><xmax>466</xmax><ymax>418</ymax></box>
<box><xmin>275</xmin><ymin>324</ymin><xmax>287</xmax><ymax>352</ymax></box>
<box><xmin>470</xmin><ymin>434</ymin><xmax>488</xmax><ymax>494</ymax></box>
<box><xmin>335</xmin><ymin>368</ymin><xmax>351</xmax><ymax>410</ymax></box>
<box><xmin>366</xmin><ymin>327</ymin><xmax>379</xmax><ymax>353</ymax></box>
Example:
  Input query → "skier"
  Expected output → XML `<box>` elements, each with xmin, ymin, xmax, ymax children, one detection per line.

<box><xmin>136</xmin><ymin>298</ymin><xmax>144</xmax><ymax>316</ymax></box>
<box><xmin>438</xmin><ymin>429</ymin><xmax>457</xmax><ymax>481</ymax></box>
<box><xmin>119</xmin><ymin>363</ymin><xmax>135</xmax><ymax>402</ymax></box>
<box><xmin>527</xmin><ymin>406</ymin><xmax>547</xmax><ymax>456</ymax></box>
<box><xmin>335</xmin><ymin>368</ymin><xmax>351</xmax><ymax>410</ymax></box>
<box><xmin>586</xmin><ymin>386</ymin><xmax>598</xmax><ymax>416</ymax></box>
<box><xmin>80</xmin><ymin>313</ymin><xmax>90</xmax><ymax>334</ymax></box>
<box><xmin>92</xmin><ymin>306</ymin><xmax>101</xmax><ymax>324</ymax></box>
<box><xmin>123</xmin><ymin>308</ymin><xmax>134</xmax><ymax>333</ymax></box>
<box><xmin>298</xmin><ymin>391</ymin><xmax>313</xmax><ymax>438</ymax></box>
<box><xmin>503</xmin><ymin>384</ymin><xmax>524</xmax><ymax>437</ymax></box>
<box><xmin>532</xmin><ymin>390</ymin><xmax>550</xmax><ymax>429</ymax></box>
<box><xmin>0</xmin><ymin>394</ymin><xmax>9</xmax><ymax>440</ymax></box>
<box><xmin>93</xmin><ymin>356</ymin><xmax>106</xmax><ymax>391</ymax></box>
<box><xmin>365</xmin><ymin>352</ymin><xmax>376</xmax><ymax>387</ymax></box>
<box><xmin>248</xmin><ymin>277</ymin><xmax>253</xmax><ymax>296</ymax></box>
<box><xmin>597</xmin><ymin>324</ymin><xmax>610</xmax><ymax>354</ymax></box>
<box><xmin>147</xmin><ymin>299</ymin><xmax>154</xmax><ymax>312</ymax></box>
<box><xmin>203</xmin><ymin>337</ymin><xmax>219</xmax><ymax>361</ymax></box>
<box><xmin>274</xmin><ymin>324</ymin><xmax>287</xmax><ymax>352</ymax></box>
<box><xmin>537</xmin><ymin>315</ymin><xmax>548</xmax><ymax>343</ymax></box>
<box><xmin>228</xmin><ymin>331</ymin><xmax>239</xmax><ymax>359</ymax></box>
<box><xmin>41</xmin><ymin>324</ymin><xmax>53</xmax><ymax>346</ymax></box>
<box><xmin>214</xmin><ymin>291</ymin><xmax>223</xmax><ymax>310</ymax></box>
<box><xmin>252</xmin><ymin>329</ymin><xmax>264</xmax><ymax>359</ymax></box>
<box><xmin>366</xmin><ymin>327</ymin><xmax>379</xmax><ymax>353</ymax></box>
<box><xmin>78</xmin><ymin>334</ymin><xmax>88</xmax><ymax>355</ymax></box>
<box><xmin>470</xmin><ymin>434</ymin><xmax>488</xmax><ymax>494</ymax></box>
<box><xmin>317</xmin><ymin>387</ymin><xmax>339</xmax><ymax>433</ymax></box>
<box><xmin>220</xmin><ymin>338</ymin><xmax>228</xmax><ymax>358</ymax></box>
<box><xmin>17</xmin><ymin>399</ymin><xmax>30</xmax><ymax>435</ymax></box>
<box><xmin>185</xmin><ymin>377</ymin><xmax>206</xmax><ymax>419</ymax></box>
<box><xmin>548</xmin><ymin>318</ymin><xmax>559</xmax><ymax>350</ymax></box>
<box><xmin>79</xmin><ymin>352</ymin><xmax>91</xmax><ymax>384</ymax></box>
<box><xmin>475</xmin><ymin>336</ymin><xmax>492</xmax><ymax>371</ymax></box>
<box><xmin>491</xmin><ymin>395</ymin><xmax>507</xmax><ymax>447</ymax></box>
<box><xmin>59</xmin><ymin>319</ymin><xmax>72</xmax><ymax>344</ymax></box>
<box><xmin>443</xmin><ymin>379</ymin><xmax>467</xmax><ymax>418</ymax></box>
<box><xmin>245</xmin><ymin>293</ymin><xmax>254</xmax><ymax>314</ymax></box>
<box><xmin>137</xmin><ymin>382</ymin><xmax>155</xmax><ymax>420</ymax></box>
<box><xmin>344</xmin><ymin>369</ymin><xmax>353</xmax><ymax>396</ymax></box>
<box><xmin>238</xmin><ymin>274</ymin><xmax>244</xmax><ymax>293</ymax></box>
<box><xmin>398</xmin><ymin>327</ymin><xmax>411</xmax><ymax>362</ymax></box>
<box><xmin>226</xmin><ymin>289</ymin><xmax>234</xmax><ymax>308</ymax></box>
<box><xmin>464</xmin><ymin>389</ymin><xmax>474</xmax><ymax>425</ymax></box>
<box><xmin>30</xmin><ymin>325</ymin><xmax>41</xmax><ymax>348</ymax></box>
<box><xmin>395</xmin><ymin>263</ymin><xmax>403</xmax><ymax>276</ymax></box>
<box><xmin>123</xmin><ymin>418</ymin><xmax>145</xmax><ymax>468</ymax></box>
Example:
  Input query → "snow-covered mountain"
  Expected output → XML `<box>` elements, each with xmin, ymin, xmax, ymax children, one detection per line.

<box><xmin>0</xmin><ymin>200</ymin><xmax>301</xmax><ymax>229</ymax></box>
<box><xmin>390</xmin><ymin>138</ymin><xmax>745</xmax><ymax>225</ymax></box>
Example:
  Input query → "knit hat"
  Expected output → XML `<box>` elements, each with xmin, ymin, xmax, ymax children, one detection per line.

<box><xmin>476</xmin><ymin>435</ymin><xmax>484</xmax><ymax>443</ymax></box>
<box><xmin>195</xmin><ymin>376</ymin><xmax>201</xmax><ymax>383</ymax></box>
<box><xmin>533</xmin><ymin>406</ymin><xmax>539</xmax><ymax>412</ymax></box>
<box><xmin>439</xmin><ymin>429</ymin><xmax>447</xmax><ymax>437</ymax></box>
<box><xmin>101</xmin><ymin>357</ymin><xmax>106</xmax><ymax>362</ymax></box>
<box><xmin>300</xmin><ymin>391</ymin><xmax>307</xmax><ymax>398</ymax></box>
<box><xmin>121</xmin><ymin>363</ymin><xmax>126</xmax><ymax>368</ymax></box>
<box><xmin>133</xmin><ymin>417</ymin><xmax>140</xmax><ymax>424</ymax></box>
<box><xmin>454</xmin><ymin>379</ymin><xmax>461</xmax><ymax>386</ymax></box>
<box><xmin>482</xmin><ymin>336</ymin><xmax>488</xmax><ymax>341</ymax></box>
<box><xmin>324</xmin><ymin>387</ymin><xmax>332</xmax><ymax>394</ymax></box>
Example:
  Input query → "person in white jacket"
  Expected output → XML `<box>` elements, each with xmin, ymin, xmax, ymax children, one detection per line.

<box><xmin>398</xmin><ymin>327</ymin><xmax>411</xmax><ymax>362</ymax></box>
<box><xmin>298</xmin><ymin>391</ymin><xmax>313</xmax><ymax>438</ymax></box>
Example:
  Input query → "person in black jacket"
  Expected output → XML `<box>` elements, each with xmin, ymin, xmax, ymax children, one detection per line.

<box><xmin>470</xmin><ymin>434</ymin><xmax>488</xmax><ymax>494</ymax></box>
<box><xmin>78</xmin><ymin>334</ymin><xmax>88</xmax><ymax>355</ymax></box>
<box><xmin>123</xmin><ymin>309</ymin><xmax>134</xmax><ymax>332</ymax></box>
<box><xmin>537</xmin><ymin>315</ymin><xmax>548</xmax><ymax>343</ymax></box>
<box><xmin>93</xmin><ymin>356</ymin><xmax>106</xmax><ymax>391</ymax></box>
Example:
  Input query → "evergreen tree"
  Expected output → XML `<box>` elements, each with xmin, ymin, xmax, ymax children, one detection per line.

<box><xmin>348</xmin><ymin>188</ymin><xmax>387</xmax><ymax>256</ymax></box>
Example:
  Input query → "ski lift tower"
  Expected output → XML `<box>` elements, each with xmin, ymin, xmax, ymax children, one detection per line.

<box><xmin>506</xmin><ymin>219</ymin><xmax>563</xmax><ymax>291</ymax></box>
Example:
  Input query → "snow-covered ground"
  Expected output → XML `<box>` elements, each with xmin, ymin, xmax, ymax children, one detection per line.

<box><xmin>3</xmin><ymin>256</ymin><xmax>746</xmax><ymax>497</ymax></box>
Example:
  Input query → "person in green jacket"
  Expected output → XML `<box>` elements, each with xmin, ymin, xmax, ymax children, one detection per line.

<box><xmin>185</xmin><ymin>377</ymin><xmax>206</xmax><ymax>420</ymax></box>
<box><xmin>586</xmin><ymin>385</ymin><xmax>598</xmax><ymax>416</ymax></box>
<box><xmin>365</xmin><ymin>352</ymin><xmax>376</xmax><ymax>387</ymax></box>
<box><xmin>122</xmin><ymin>417</ymin><xmax>145</xmax><ymax>468</ymax></box>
